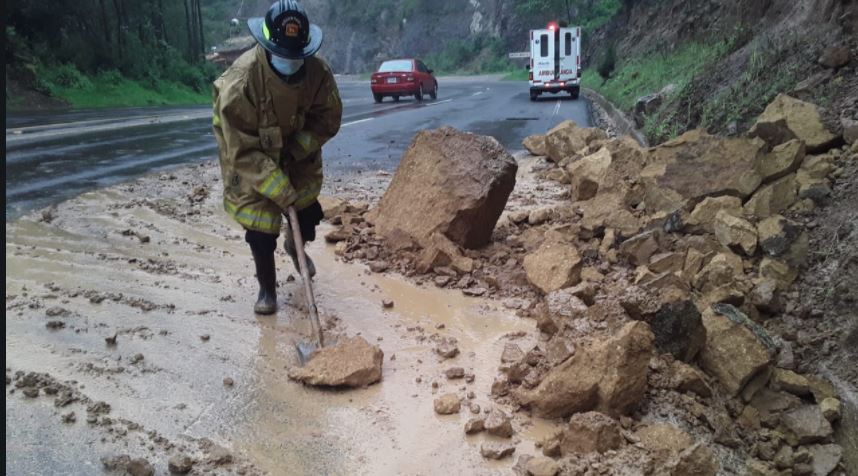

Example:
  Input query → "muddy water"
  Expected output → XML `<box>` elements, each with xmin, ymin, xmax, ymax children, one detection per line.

<box><xmin>5</xmin><ymin>177</ymin><xmax>562</xmax><ymax>475</ymax></box>
<box><xmin>229</xmin><ymin>230</ymin><xmax>561</xmax><ymax>475</ymax></box>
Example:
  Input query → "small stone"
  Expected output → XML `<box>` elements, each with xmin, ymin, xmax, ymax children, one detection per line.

<box><xmin>444</xmin><ymin>367</ymin><xmax>465</xmax><ymax>379</ymax></box>
<box><xmin>223</xmin><ymin>377</ymin><xmax>235</xmax><ymax>387</ymax></box>
<box><xmin>434</xmin><ymin>394</ymin><xmax>461</xmax><ymax>415</ymax></box>
<box><xmin>61</xmin><ymin>411</ymin><xmax>76</xmax><ymax>423</ymax></box>
<box><xmin>45</xmin><ymin>321</ymin><xmax>65</xmax><ymax>330</ymax></box>
<box><xmin>820</xmin><ymin>398</ymin><xmax>841</xmax><ymax>422</ymax></box>
<box><xmin>525</xmin><ymin>456</ymin><xmax>560</xmax><ymax>476</ymax></box>
<box><xmin>435</xmin><ymin>338</ymin><xmax>460</xmax><ymax>359</ymax></box>
<box><xmin>464</xmin><ymin>417</ymin><xmax>485</xmax><ymax>434</ymax></box>
<box><xmin>781</xmin><ymin>405</ymin><xmax>833</xmax><ymax>445</ymax></box>
<box><xmin>168</xmin><ymin>454</ymin><xmax>194</xmax><ymax>474</ymax></box>
<box><xmin>23</xmin><ymin>388</ymin><xmax>39</xmax><ymax>398</ymax></box>
<box><xmin>501</xmin><ymin>343</ymin><xmax>525</xmax><ymax>363</ymax></box>
<box><xmin>770</xmin><ymin>368</ymin><xmax>811</xmax><ymax>396</ymax></box>
<box><xmin>382</xmin><ymin>299</ymin><xmax>394</xmax><ymax>309</ymax></box>
<box><xmin>130</xmin><ymin>353</ymin><xmax>144</xmax><ymax>364</ymax></box>
<box><xmin>200</xmin><ymin>335</ymin><xmax>210</xmax><ymax>342</ymax></box>
<box><xmin>208</xmin><ymin>445</ymin><xmax>233</xmax><ymax>465</ymax></box>
<box><xmin>484</xmin><ymin>408</ymin><xmax>514</xmax><ymax>438</ymax></box>
<box><xmin>480</xmin><ymin>442</ymin><xmax>516</xmax><ymax>460</ymax></box>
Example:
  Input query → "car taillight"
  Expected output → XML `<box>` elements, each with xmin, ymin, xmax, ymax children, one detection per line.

<box><xmin>406</xmin><ymin>76</ymin><xmax>415</xmax><ymax>82</ymax></box>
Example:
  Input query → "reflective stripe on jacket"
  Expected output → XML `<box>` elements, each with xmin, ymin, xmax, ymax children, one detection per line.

<box><xmin>212</xmin><ymin>45</ymin><xmax>342</xmax><ymax>234</ymax></box>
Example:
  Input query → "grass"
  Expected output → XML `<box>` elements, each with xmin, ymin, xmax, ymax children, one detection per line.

<box><xmin>49</xmin><ymin>75</ymin><xmax>210</xmax><ymax>109</ymax></box>
<box><xmin>502</xmin><ymin>69</ymin><xmax>530</xmax><ymax>81</ymax></box>
<box><xmin>581</xmin><ymin>40</ymin><xmax>733</xmax><ymax>112</ymax></box>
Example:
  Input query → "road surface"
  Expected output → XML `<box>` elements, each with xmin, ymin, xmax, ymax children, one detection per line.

<box><xmin>5</xmin><ymin>77</ymin><xmax>590</xmax><ymax>220</ymax></box>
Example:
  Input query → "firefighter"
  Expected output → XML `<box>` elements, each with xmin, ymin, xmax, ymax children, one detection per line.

<box><xmin>212</xmin><ymin>0</ymin><xmax>342</xmax><ymax>314</ymax></box>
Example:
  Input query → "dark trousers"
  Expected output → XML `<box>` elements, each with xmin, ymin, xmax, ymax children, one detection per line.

<box><xmin>244</xmin><ymin>201</ymin><xmax>324</xmax><ymax>253</ymax></box>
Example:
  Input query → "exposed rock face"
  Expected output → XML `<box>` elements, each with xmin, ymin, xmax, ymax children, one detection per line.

<box><xmin>641</xmin><ymin>129</ymin><xmax>766</xmax><ymax>213</ymax></box>
<box><xmin>523</xmin><ymin>241</ymin><xmax>583</xmax><ymax>294</ymax></box>
<box><xmin>749</xmin><ymin>94</ymin><xmax>839</xmax><ymax>152</ymax></box>
<box><xmin>559</xmin><ymin>411</ymin><xmax>623</xmax><ymax>455</ymax></box>
<box><xmin>544</xmin><ymin>120</ymin><xmax>608</xmax><ymax>163</ymax></box>
<box><xmin>515</xmin><ymin>321</ymin><xmax>654</xmax><ymax>418</ymax></box>
<box><xmin>374</xmin><ymin>127</ymin><xmax>517</xmax><ymax>249</ymax></box>
<box><xmin>699</xmin><ymin>311</ymin><xmax>772</xmax><ymax>395</ymax></box>
<box><xmin>287</xmin><ymin>337</ymin><xmax>384</xmax><ymax>387</ymax></box>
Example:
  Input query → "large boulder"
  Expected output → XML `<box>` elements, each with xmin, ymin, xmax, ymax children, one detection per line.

<box><xmin>523</xmin><ymin>134</ymin><xmax>548</xmax><ymax>156</ymax></box>
<box><xmin>515</xmin><ymin>321</ymin><xmax>654</xmax><ymax>418</ymax></box>
<box><xmin>818</xmin><ymin>45</ymin><xmax>852</xmax><ymax>69</ymax></box>
<box><xmin>288</xmin><ymin>337</ymin><xmax>384</xmax><ymax>387</ymax></box>
<box><xmin>374</xmin><ymin>127</ymin><xmax>517</xmax><ymax>249</ymax></box>
<box><xmin>713</xmin><ymin>210</ymin><xmax>758</xmax><ymax>256</ymax></box>
<box><xmin>560</xmin><ymin>411</ymin><xmax>623</xmax><ymax>455</ymax></box>
<box><xmin>545</xmin><ymin>120</ymin><xmax>608</xmax><ymax>163</ymax></box>
<box><xmin>685</xmin><ymin>196</ymin><xmax>743</xmax><ymax>234</ymax></box>
<box><xmin>749</xmin><ymin>94</ymin><xmax>839</xmax><ymax>152</ymax></box>
<box><xmin>641</xmin><ymin>299</ymin><xmax>707</xmax><ymax>362</ymax></box>
<box><xmin>641</xmin><ymin>129</ymin><xmax>766</xmax><ymax>213</ymax></box>
<box><xmin>523</xmin><ymin>241</ymin><xmax>583</xmax><ymax>294</ymax></box>
<box><xmin>699</xmin><ymin>308</ymin><xmax>773</xmax><ymax>395</ymax></box>
<box><xmin>780</xmin><ymin>405</ymin><xmax>834</xmax><ymax>445</ymax></box>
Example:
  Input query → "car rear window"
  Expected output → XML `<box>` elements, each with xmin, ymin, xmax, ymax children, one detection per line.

<box><xmin>378</xmin><ymin>60</ymin><xmax>413</xmax><ymax>72</ymax></box>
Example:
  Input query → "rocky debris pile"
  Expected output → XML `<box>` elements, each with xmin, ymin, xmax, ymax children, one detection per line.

<box><xmin>287</xmin><ymin>336</ymin><xmax>384</xmax><ymax>388</ymax></box>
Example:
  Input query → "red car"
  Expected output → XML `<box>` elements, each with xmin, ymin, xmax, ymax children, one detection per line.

<box><xmin>370</xmin><ymin>59</ymin><xmax>438</xmax><ymax>103</ymax></box>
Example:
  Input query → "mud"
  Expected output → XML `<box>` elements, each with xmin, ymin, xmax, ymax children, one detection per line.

<box><xmin>5</xmin><ymin>159</ymin><xmax>559</xmax><ymax>475</ymax></box>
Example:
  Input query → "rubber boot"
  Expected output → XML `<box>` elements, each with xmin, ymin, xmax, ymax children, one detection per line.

<box><xmin>284</xmin><ymin>232</ymin><xmax>316</xmax><ymax>278</ymax></box>
<box><xmin>251</xmin><ymin>248</ymin><xmax>277</xmax><ymax>315</ymax></box>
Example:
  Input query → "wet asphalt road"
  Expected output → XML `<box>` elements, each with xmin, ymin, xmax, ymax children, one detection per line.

<box><xmin>5</xmin><ymin>77</ymin><xmax>590</xmax><ymax>220</ymax></box>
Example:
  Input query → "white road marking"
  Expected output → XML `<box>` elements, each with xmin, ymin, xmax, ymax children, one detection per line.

<box><xmin>425</xmin><ymin>99</ymin><xmax>453</xmax><ymax>107</ymax></box>
<box><xmin>341</xmin><ymin>118</ymin><xmax>374</xmax><ymax>127</ymax></box>
<box><xmin>552</xmin><ymin>101</ymin><xmax>561</xmax><ymax>117</ymax></box>
<box><xmin>472</xmin><ymin>91</ymin><xmax>484</xmax><ymax>96</ymax></box>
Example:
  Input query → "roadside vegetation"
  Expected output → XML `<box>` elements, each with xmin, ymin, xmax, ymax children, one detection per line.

<box><xmin>5</xmin><ymin>0</ymin><xmax>219</xmax><ymax>110</ymax></box>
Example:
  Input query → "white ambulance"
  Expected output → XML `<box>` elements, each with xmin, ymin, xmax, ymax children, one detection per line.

<box><xmin>528</xmin><ymin>23</ymin><xmax>582</xmax><ymax>101</ymax></box>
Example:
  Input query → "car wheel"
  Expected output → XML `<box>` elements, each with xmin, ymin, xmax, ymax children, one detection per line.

<box><xmin>429</xmin><ymin>83</ymin><xmax>437</xmax><ymax>100</ymax></box>
<box><xmin>393</xmin><ymin>95</ymin><xmax>400</xmax><ymax>102</ymax></box>
<box><xmin>530</xmin><ymin>91</ymin><xmax>539</xmax><ymax>101</ymax></box>
<box><xmin>373</xmin><ymin>93</ymin><xmax>383</xmax><ymax>103</ymax></box>
<box><xmin>415</xmin><ymin>85</ymin><xmax>424</xmax><ymax>102</ymax></box>
<box><xmin>570</xmin><ymin>90</ymin><xmax>579</xmax><ymax>100</ymax></box>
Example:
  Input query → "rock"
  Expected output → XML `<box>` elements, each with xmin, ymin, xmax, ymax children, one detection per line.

<box><xmin>445</xmin><ymin>367</ymin><xmax>465</xmax><ymax>379</ymax></box>
<box><xmin>484</xmin><ymin>408</ymin><xmax>514</xmax><ymax>438</ymax></box>
<box><xmin>770</xmin><ymin>368</ymin><xmax>811</xmax><ymax>396</ymax></box>
<box><xmin>523</xmin><ymin>134</ymin><xmax>548</xmax><ymax>156</ymax></box>
<box><xmin>649</xmin><ymin>252</ymin><xmax>685</xmax><ymax>274</ymax></box>
<box><xmin>744</xmin><ymin>174</ymin><xmax>798</xmax><ymax>219</ymax></box>
<box><xmin>759</xmin><ymin>258</ymin><xmax>798</xmax><ymax>291</ymax></box>
<box><xmin>207</xmin><ymin>445</ymin><xmax>233</xmax><ymax>465</ymax></box>
<box><xmin>102</xmin><ymin>455</ymin><xmax>155</xmax><ymax>476</ymax></box>
<box><xmin>480</xmin><ymin>442</ymin><xmax>516</xmax><ymax>460</ymax></box>
<box><xmin>818</xmin><ymin>45</ymin><xmax>852</xmax><ymax>68</ymax></box>
<box><xmin>579</xmin><ymin>193</ymin><xmax>642</xmax><ymax>237</ymax></box>
<box><xmin>757</xmin><ymin>215</ymin><xmax>802</xmax><ymax>257</ymax></box>
<box><xmin>641</xmin><ymin>299</ymin><xmax>707</xmax><ymax>362</ymax></box>
<box><xmin>515</xmin><ymin>321</ymin><xmax>654</xmax><ymax>417</ymax></box>
<box><xmin>464</xmin><ymin>417</ymin><xmax>485</xmax><ymax>434</ymax></box>
<box><xmin>618</xmin><ymin>231</ymin><xmax>660</xmax><ymax>267</ymax></box>
<box><xmin>780</xmin><ymin>405</ymin><xmax>833</xmax><ymax>445</ymax></box>
<box><xmin>130</xmin><ymin>353</ymin><xmax>144</xmax><ymax>364</ymax></box>
<box><xmin>749</xmin><ymin>94</ymin><xmax>839</xmax><ymax>152</ymax></box>
<box><xmin>528</xmin><ymin>207</ymin><xmax>553</xmax><ymax>226</ymax></box>
<box><xmin>635</xmin><ymin>423</ymin><xmax>694</xmax><ymax>463</ymax></box>
<box><xmin>374</xmin><ymin>127</ymin><xmax>517</xmax><ymax>249</ymax></box>
<box><xmin>713</xmin><ymin>210</ymin><xmax>758</xmax><ymax>256</ymax></box>
<box><xmin>525</xmin><ymin>456</ymin><xmax>560</xmax><ymax>476</ymax></box>
<box><xmin>368</xmin><ymin>261</ymin><xmax>390</xmax><ymax>273</ymax></box>
<box><xmin>566</xmin><ymin>147</ymin><xmax>612</xmax><ymax>200</ymax></box>
<box><xmin>287</xmin><ymin>337</ymin><xmax>384</xmax><ymax>387</ymax></box>
<box><xmin>434</xmin><ymin>394</ymin><xmax>461</xmax><ymax>415</ymax></box>
<box><xmin>806</xmin><ymin>444</ymin><xmax>843</xmax><ymax>476</ymax></box>
<box><xmin>544</xmin><ymin>120</ymin><xmax>608</xmax><ymax>163</ymax></box>
<box><xmin>545</xmin><ymin>289</ymin><xmax>589</xmax><ymax>320</ymax></box>
<box><xmin>523</xmin><ymin>241</ymin><xmax>583</xmax><ymax>294</ymax></box>
<box><xmin>699</xmin><ymin>311</ymin><xmax>772</xmax><ymax>395</ymax></box>
<box><xmin>750</xmin><ymin>278</ymin><xmax>784</xmax><ymax>314</ymax></box>
<box><xmin>560</xmin><ymin>411</ymin><xmax>623</xmax><ymax>455</ymax></box>
<box><xmin>415</xmin><ymin>232</ymin><xmax>475</xmax><ymax>274</ymax></box>
<box><xmin>435</xmin><ymin>337</ymin><xmax>460</xmax><ymax>359</ymax></box>
<box><xmin>843</xmin><ymin>117</ymin><xmax>858</xmax><ymax>145</ymax></box>
<box><xmin>820</xmin><ymin>398</ymin><xmax>841</xmax><ymax>422</ymax></box>
<box><xmin>501</xmin><ymin>343</ymin><xmax>525</xmax><ymax>364</ymax></box>
<box><xmin>634</xmin><ymin>93</ymin><xmax>663</xmax><ymax>128</ymax></box>
<box><xmin>671</xmin><ymin>361</ymin><xmax>712</xmax><ymax>397</ymax></box>
<box><xmin>642</xmin><ymin>129</ymin><xmax>765</xmax><ymax>213</ymax></box>
<box><xmin>759</xmin><ymin>139</ymin><xmax>806</xmax><ymax>183</ymax></box>
<box><xmin>665</xmin><ymin>443</ymin><xmax>718</xmax><ymax>476</ymax></box>
<box><xmin>685</xmin><ymin>196</ymin><xmax>743</xmax><ymax>234</ymax></box>
<box><xmin>168</xmin><ymin>454</ymin><xmax>194</xmax><ymax>474</ymax></box>
<box><xmin>324</xmin><ymin>227</ymin><xmax>352</xmax><ymax>243</ymax></box>
<box><xmin>222</xmin><ymin>377</ymin><xmax>234</xmax><ymax>387</ymax></box>
<box><xmin>746</xmin><ymin>459</ymin><xmax>782</xmax><ymax>476</ymax></box>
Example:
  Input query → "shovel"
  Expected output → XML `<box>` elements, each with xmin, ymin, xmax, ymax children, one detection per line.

<box><xmin>287</xmin><ymin>206</ymin><xmax>324</xmax><ymax>364</ymax></box>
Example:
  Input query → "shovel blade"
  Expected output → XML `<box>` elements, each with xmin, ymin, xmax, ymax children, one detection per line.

<box><xmin>296</xmin><ymin>340</ymin><xmax>318</xmax><ymax>365</ymax></box>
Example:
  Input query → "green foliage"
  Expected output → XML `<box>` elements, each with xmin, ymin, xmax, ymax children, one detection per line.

<box><xmin>424</xmin><ymin>35</ymin><xmax>514</xmax><ymax>75</ymax></box>
<box><xmin>515</xmin><ymin>0</ymin><xmax>621</xmax><ymax>31</ymax></box>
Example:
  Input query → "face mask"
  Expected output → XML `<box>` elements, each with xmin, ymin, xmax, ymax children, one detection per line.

<box><xmin>270</xmin><ymin>55</ymin><xmax>304</xmax><ymax>76</ymax></box>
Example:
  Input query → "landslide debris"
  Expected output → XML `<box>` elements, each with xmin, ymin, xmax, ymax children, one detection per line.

<box><xmin>287</xmin><ymin>336</ymin><xmax>383</xmax><ymax>388</ymax></box>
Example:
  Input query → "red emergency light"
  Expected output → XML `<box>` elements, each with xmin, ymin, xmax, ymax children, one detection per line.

<box><xmin>547</xmin><ymin>22</ymin><xmax>558</xmax><ymax>31</ymax></box>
